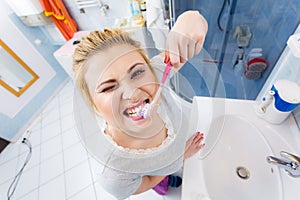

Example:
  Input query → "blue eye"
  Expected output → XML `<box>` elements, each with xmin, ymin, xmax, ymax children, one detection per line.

<box><xmin>131</xmin><ymin>69</ymin><xmax>145</xmax><ymax>79</ymax></box>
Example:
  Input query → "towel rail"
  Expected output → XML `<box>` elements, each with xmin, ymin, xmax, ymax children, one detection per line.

<box><xmin>74</xmin><ymin>0</ymin><xmax>102</xmax><ymax>10</ymax></box>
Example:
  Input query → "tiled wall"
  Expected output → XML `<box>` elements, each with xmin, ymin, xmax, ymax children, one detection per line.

<box><xmin>228</xmin><ymin>0</ymin><xmax>300</xmax><ymax>99</ymax></box>
<box><xmin>174</xmin><ymin>0</ymin><xmax>300</xmax><ymax>100</ymax></box>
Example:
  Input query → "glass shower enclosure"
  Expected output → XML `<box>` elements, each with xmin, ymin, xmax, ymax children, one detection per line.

<box><xmin>168</xmin><ymin>0</ymin><xmax>300</xmax><ymax>101</ymax></box>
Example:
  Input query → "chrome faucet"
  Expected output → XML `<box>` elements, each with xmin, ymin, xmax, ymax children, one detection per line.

<box><xmin>267</xmin><ymin>151</ymin><xmax>300</xmax><ymax>177</ymax></box>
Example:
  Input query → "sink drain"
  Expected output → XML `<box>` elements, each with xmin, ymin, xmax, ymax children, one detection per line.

<box><xmin>236</xmin><ymin>166</ymin><xmax>250</xmax><ymax>180</ymax></box>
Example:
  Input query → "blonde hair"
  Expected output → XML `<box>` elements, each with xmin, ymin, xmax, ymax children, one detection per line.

<box><xmin>72</xmin><ymin>28</ymin><xmax>155</xmax><ymax>108</ymax></box>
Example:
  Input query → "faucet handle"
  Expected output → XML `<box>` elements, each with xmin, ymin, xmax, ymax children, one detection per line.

<box><xmin>267</xmin><ymin>151</ymin><xmax>300</xmax><ymax>177</ymax></box>
<box><xmin>280</xmin><ymin>151</ymin><xmax>300</xmax><ymax>164</ymax></box>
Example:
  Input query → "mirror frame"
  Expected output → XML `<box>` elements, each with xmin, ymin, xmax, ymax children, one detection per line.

<box><xmin>0</xmin><ymin>39</ymin><xmax>39</xmax><ymax>97</ymax></box>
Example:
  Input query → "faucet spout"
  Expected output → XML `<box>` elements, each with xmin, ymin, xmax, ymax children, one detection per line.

<box><xmin>267</xmin><ymin>151</ymin><xmax>300</xmax><ymax>177</ymax></box>
<box><xmin>267</xmin><ymin>156</ymin><xmax>289</xmax><ymax>166</ymax></box>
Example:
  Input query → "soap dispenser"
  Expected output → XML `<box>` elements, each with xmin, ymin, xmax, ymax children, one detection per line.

<box><xmin>256</xmin><ymin>79</ymin><xmax>300</xmax><ymax>124</ymax></box>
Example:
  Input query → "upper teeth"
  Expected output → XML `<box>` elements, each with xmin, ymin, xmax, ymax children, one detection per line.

<box><xmin>127</xmin><ymin>105</ymin><xmax>143</xmax><ymax>116</ymax></box>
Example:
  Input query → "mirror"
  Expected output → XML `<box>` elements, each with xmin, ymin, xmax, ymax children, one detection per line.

<box><xmin>0</xmin><ymin>39</ymin><xmax>39</xmax><ymax>97</ymax></box>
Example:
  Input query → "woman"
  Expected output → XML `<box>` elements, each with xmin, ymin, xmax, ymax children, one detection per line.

<box><xmin>73</xmin><ymin>11</ymin><xmax>207</xmax><ymax>199</ymax></box>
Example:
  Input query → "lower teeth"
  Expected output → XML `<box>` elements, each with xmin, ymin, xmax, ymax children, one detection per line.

<box><xmin>129</xmin><ymin>113</ymin><xmax>138</xmax><ymax>117</ymax></box>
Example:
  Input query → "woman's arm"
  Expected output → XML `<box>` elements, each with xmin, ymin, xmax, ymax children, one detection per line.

<box><xmin>165</xmin><ymin>10</ymin><xmax>208</xmax><ymax>71</ymax></box>
<box><xmin>133</xmin><ymin>175</ymin><xmax>166</xmax><ymax>194</ymax></box>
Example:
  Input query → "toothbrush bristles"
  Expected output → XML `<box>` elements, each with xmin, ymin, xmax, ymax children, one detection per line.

<box><xmin>139</xmin><ymin>103</ymin><xmax>151</xmax><ymax>119</ymax></box>
<box><xmin>139</xmin><ymin>86</ymin><xmax>163</xmax><ymax>119</ymax></box>
<box><xmin>139</xmin><ymin>62</ymin><xmax>172</xmax><ymax>119</ymax></box>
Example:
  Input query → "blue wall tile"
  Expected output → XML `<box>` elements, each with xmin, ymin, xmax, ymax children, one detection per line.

<box><xmin>174</xmin><ymin>0</ymin><xmax>300</xmax><ymax>100</ymax></box>
<box><xmin>290</xmin><ymin>0</ymin><xmax>300</xmax><ymax>11</ymax></box>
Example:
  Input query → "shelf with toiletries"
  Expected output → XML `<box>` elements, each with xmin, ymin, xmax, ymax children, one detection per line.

<box><xmin>114</xmin><ymin>0</ymin><xmax>146</xmax><ymax>29</ymax></box>
<box><xmin>114</xmin><ymin>15</ymin><xmax>145</xmax><ymax>29</ymax></box>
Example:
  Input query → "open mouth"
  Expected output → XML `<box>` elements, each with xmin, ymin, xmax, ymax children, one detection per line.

<box><xmin>123</xmin><ymin>99</ymin><xmax>150</xmax><ymax>118</ymax></box>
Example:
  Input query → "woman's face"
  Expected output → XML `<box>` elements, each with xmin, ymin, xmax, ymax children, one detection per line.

<box><xmin>84</xmin><ymin>45</ymin><xmax>161</xmax><ymax>137</ymax></box>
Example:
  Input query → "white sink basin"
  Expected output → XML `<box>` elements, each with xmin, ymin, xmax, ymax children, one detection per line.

<box><xmin>201</xmin><ymin>115</ymin><xmax>281</xmax><ymax>200</ymax></box>
<box><xmin>182</xmin><ymin>97</ymin><xmax>300</xmax><ymax>200</ymax></box>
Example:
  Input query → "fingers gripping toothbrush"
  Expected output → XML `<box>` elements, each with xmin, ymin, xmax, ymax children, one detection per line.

<box><xmin>139</xmin><ymin>60</ymin><xmax>172</xmax><ymax>119</ymax></box>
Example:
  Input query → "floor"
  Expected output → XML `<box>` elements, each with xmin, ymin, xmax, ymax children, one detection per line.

<box><xmin>0</xmin><ymin>79</ymin><xmax>182</xmax><ymax>200</ymax></box>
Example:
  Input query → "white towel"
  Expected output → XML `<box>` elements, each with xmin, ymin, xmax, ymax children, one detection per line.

<box><xmin>146</xmin><ymin>0</ymin><xmax>169</xmax><ymax>51</ymax></box>
<box><xmin>146</xmin><ymin>0</ymin><xmax>165</xmax><ymax>28</ymax></box>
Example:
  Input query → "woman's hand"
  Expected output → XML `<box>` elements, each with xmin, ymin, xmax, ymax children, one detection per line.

<box><xmin>184</xmin><ymin>131</ymin><xmax>205</xmax><ymax>159</ymax></box>
<box><xmin>165</xmin><ymin>10</ymin><xmax>208</xmax><ymax>70</ymax></box>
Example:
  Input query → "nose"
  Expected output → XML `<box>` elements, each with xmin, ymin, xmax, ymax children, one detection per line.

<box><xmin>122</xmin><ymin>88</ymin><xmax>133</xmax><ymax>100</ymax></box>
<box><xmin>121</xmin><ymin>83</ymin><xmax>140</xmax><ymax>102</ymax></box>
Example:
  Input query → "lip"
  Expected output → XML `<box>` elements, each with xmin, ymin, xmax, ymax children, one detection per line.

<box><xmin>126</xmin><ymin>99</ymin><xmax>145</xmax><ymax>110</ymax></box>
<box><xmin>131</xmin><ymin>115</ymin><xmax>144</xmax><ymax>121</ymax></box>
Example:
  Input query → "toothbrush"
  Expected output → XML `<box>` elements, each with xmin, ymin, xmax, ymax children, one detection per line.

<box><xmin>139</xmin><ymin>61</ymin><xmax>172</xmax><ymax>119</ymax></box>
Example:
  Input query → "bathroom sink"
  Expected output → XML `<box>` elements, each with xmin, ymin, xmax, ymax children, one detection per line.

<box><xmin>182</xmin><ymin>97</ymin><xmax>300</xmax><ymax>200</ymax></box>
<box><xmin>200</xmin><ymin>115</ymin><xmax>281</xmax><ymax>200</ymax></box>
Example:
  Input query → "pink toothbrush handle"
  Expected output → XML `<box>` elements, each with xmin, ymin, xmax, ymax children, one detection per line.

<box><xmin>161</xmin><ymin>62</ymin><xmax>172</xmax><ymax>84</ymax></box>
<box><xmin>139</xmin><ymin>61</ymin><xmax>171</xmax><ymax>119</ymax></box>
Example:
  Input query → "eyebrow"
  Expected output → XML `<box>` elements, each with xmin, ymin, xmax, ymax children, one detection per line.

<box><xmin>96</xmin><ymin>62</ymin><xmax>145</xmax><ymax>90</ymax></box>
<box><xmin>97</xmin><ymin>79</ymin><xmax>116</xmax><ymax>87</ymax></box>
<box><xmin>127</xmin><ymin>62</ymin><xmax>145</xmax><ymax>73</ymax></box>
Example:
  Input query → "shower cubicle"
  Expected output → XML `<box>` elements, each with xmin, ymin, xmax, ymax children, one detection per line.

<box><xmin>168</xmin><ymin>0</ymin><xmax>300</xmax><ymax>101</ymax></box>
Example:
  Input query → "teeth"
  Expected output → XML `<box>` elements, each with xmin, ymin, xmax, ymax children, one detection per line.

<box><xmin>126</xmin><ymin>105</ymin><xmax>143</xmax><ymax>117</ymax></box>
<box><xmin>125</xmin><ymin>100</ymin><xmax>148</xmax><ymax>118</ymax></box>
